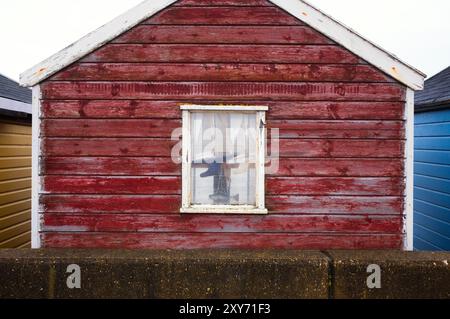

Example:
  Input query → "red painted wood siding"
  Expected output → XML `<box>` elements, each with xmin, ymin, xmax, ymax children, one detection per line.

<box><xmin>39</xmin><ymin>0</ymin><xmax>406</xmax><ymax>249</ymax></box>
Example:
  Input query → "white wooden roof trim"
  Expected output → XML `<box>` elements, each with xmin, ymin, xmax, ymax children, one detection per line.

<box><xmin>20</xmin><ymin>0</ymin><xmax>178</xmax><ymax>87</ymax></box>
<box><xmin>20</xmin><ymin>0</ymin><xmax>425</xmax><ymax>90</ymax></box>
<box><xmin>269</xmin><ymin>0</ymin><xmax>425</xmax><ymax>90</ymax></box>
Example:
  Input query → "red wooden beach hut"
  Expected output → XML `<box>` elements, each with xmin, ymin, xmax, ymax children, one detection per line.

<box><xmin>20</xmin><ymin>0</ymin><xmax>425</xmax><ymax>250</ymax></box>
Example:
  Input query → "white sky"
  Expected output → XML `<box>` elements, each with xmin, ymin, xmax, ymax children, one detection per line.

<box><xmin>0</xmin><ymin>0</ymin><xmax>449</xmax><ymax>82</ymax></box>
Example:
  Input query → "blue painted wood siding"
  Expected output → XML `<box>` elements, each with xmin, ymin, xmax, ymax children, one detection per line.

<box><xmin>414</xmin><ymin>108</ymin><xmax>450</xmax><ymax>250</ymax></box>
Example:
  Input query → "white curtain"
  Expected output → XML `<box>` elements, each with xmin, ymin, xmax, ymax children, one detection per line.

<box><xmin>190</xmin><ymin>112</ymin><xmax>256</xmax><ymax>206</ymax></box>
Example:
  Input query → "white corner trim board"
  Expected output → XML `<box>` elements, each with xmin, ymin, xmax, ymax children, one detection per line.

<box><xmin>403</xmin><ymin>88</ymin><xmax>415</xmax><ymax>251</ymax></box>
<box><xmin>20</xmin><ymin>0</ymin><xmax>178</xmax><ymax>87</ymax></box>
<box><xmin>20</xmin><ymin>0</ymin><xmax>425</xmax><ymax>90</ymax></box>
<box><xmin>31</xmin><ymin>86</ymin><xmax>42</xmax><ymax>249</ymax></box>
<box><xmin>269</xmin><ymin>0</ymin><xmax>425</xmax><ymax>90</ymax></box>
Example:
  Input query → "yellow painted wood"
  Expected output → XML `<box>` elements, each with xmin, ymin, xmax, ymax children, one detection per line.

<box><xmin>0</xmin><ymin>178</ymin><xmax>31</xmax><ymax>193</ymax></box>
<box><xmin>0</xmin><ymin>122</ymin><xmax>31</xmax><ymax>135</ymax></box>
<box><xmin>0</xmin><ymin>210</ymin><xmax>31</xmax><ymax>230</ymax></box>
<box><xmin>0</xmin><ymin>121</ymin><xmax>32</xmax><ymax>247</ymax></box>
<box><xmin>0</xmin><ymin>167</ymin><xmax>31</xmax><ymax>181</ymax></box>
<box><xmin>0</xmin><ymin>134</ymin><xmax>31</xmax><ymax>146</ymax></box>
<box><xmin>0</xmin><ymin>146</ymin><xmax>31</xmax><ymax>157</ymax></box>
<box><xmin>0</xmin><ymin>220</ymin><xmax>31</xmax><ymax>242</ymax></box>
<box><xmin>0</xmin><ymin>188</ymin><xmax>31</xmax><ymax>206</ymax></box>
<box><xmin>0</xmin><ymin>231</ymin><xmax>31</xmax><ymax>248</ymax></box>
<box><xmin>17</xmin><ymin>240</ymin><xmax>31</xmax><ymax>248</ymax></box>
<box><xmin>0</xmin><ymin>157</ymin><xmax>31</xmax><ymax>169</ymax></box>
<box><xmin>0</xmin><ymin>199</ymin><xmax>31</xmax><ymax>218</ymax></box>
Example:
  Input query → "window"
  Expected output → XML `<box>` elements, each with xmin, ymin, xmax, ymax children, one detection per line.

<box><xmin>181</xmin><ymin>105</ymin><xmax>268</xmax><ymax>214</ymax></box>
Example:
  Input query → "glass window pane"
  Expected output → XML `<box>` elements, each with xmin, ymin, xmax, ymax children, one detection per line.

<box><xmin>190</xmin><ymin>112</ymin><xmax>257</xmax><ymax>206</ymax></box>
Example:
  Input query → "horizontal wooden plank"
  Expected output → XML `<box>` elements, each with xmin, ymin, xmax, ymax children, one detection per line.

<box><xmin>271</xmin><ymin>120</ymin><xmax>404</xmax><ymax>139</ymax></box>
<box><xmin>40</xmin><ymin>194</ymin><xmax>403</xmax><ymax>215</ymax></box>
<box><xmin>42</xmin><ymin>213</ymin><xmax>402</xmax><ymax>234</ymax></box>
<box><xmin>82</xmin><ymin>45</ymin><xmax>360</xmax><ymax>64</ymax></box>
<box><xmin>41</xmin><ymin>232</ymin><xmax>403</xmax><ymax>249</ymax></box>
<box><xmin>0</xmin><ymin>157</ymin><xmax>31</xmax><ymax>169</ymax></box>
<box><xmin>41</xmin><ymin>82</ymin><xmax>405</xmax><ymax>101</ymax></box>
<box><xmin>51</xmin><ymin>63</ymin><xmax>392</xmax><ymax>83</ymax></box>
<box><xmin>114</xmin><ymin>25</ymin><xmax>331</xmax><ymax>44</ymax></box>
<box><xmin>0</xmin><ymin>199</ymin><xmax>31</xmax><ymax>218</ymax></box>
<box><xmin>272</xmin><ymin>158</ymin><xmax>404</xmax><ymax>177</ymax></box>
<box><xmin>267</xmin><ymin>177</ymin><xmax>404</xmax><ymax>196</ymax></box>
<box><xmin>42</xmin><ymin>176</ymin><xmax>402</xmax><ymax>196</ymax></box>
<box><xmin>274</xmin><ymin>139</ymin><xmax>404</xmax><ymax>158</ymax></box>
<box><xmin>268</xmin><ymin>101</ymin><xmax>405</xmax><ymax>120</ymax></box>
<box><xmin>415</xmin><ymin>199</ymin><xmax>450</xmax><ymax>224</ymax></box>
<box><xmin>42</xmin><ymin>176</ymin><xmax>181</xmax><ymax>195</ymax></box>
<box><xmin>17</xmin><ymin>241</ymin><xmax>31</xmax><ymax>248</ymax></box>
<box><xmin>0</xmin><ymin>231</ymin><xmax>30</xmax><ymax>249</ymax></box>
<box><xmin>416</xmin><ymin>137</ymin><xmax>450</xmax><ymax>151</ymax></box>
<box><xmin>41</xmin><ymin>157</ymin><xmax>402</xmax><ymax>177</ymax></box>
<box><xmin>414</xmin><ymin>224</ymin><xmax>450</xmax><ymax>250</ymax></box>
<box><xmin>174</xmin><ymin>0</ymin><xmax>273</xmax><ymax>6</ymax></box>
<box><xmin>415</xmin><ymin>187</ymin><xmax>450</xmax><ymax>211</ymax></box>
<box><xmin>0</xmin><ymin>123</ymin><xmax>31</xmax><ymax>135</ymax></box>
<box><xmin>415</xmin><ymin>150</ymin><xmax>450</xmax><ymax>166</ymax></box>
<box><xmin>415</xmin><ymin>211</ymin><xmax>450</xmax><ymax>238</ymax></box>
<box><xmin>415</xmin><ymin>175</ymin><xmax>450</xmax><ymax>195</ymax></box>
<box><xmin>0</xmin><ymin>167</ymin><xmax>31</xmax><ymax>181</ymax></box>
<box><xmin>146</xmin><ymin>6</ymin><xmax>302</xmax><ymax>25</ymax></box>
<box><xmin>41</xmin><ymin>100</ymin><xmax>181</xmax><ymax>119</ymax></box>
<box><xmin>0</xmin><ymin>134</ymin><xmax>31</xmax><ymax>146</ymax></box>
<box><xmin>0</xmin><ymin>189</ymin><xmax>31</xmax><ymax>206</ymax></box>
<box><xmin>0</xmin><ymin>210</ymin><xmax>30</xmax><ymax>230</ymax></box>
<box><xmin>42</xmin><ymin>157</ymin><xmax>180</xmax><ymax>176</ymax></box>
<box><xmin>41</xmin><ymin>119</ymin><xmax>402</xmax><ymax>139</ymax></box>
<box><xmin>266</xmin><ymin>195</ymin><xmax>403</xmax><ymax>215</ymax></box>
<box><xmin>41</xmin><ymin>100</ymin><xmax>404</xmax><ymax>120</ymax></box>
<box><xmin>0</xmin><ymin>146</ymin><xmax>31</xmax><ymax>157</ymax></box>
<box><xmin>40</xmin><ymin>195</ymin><xmax>181</xmax><ymax>213</ymax></box>
<box><xmin>415</xmin><ymin>162</ymin><xmax>450</xmax><ymax>180</ymax></box>
<box><xmin>0</xmin><ymin>220</ymin><xmax>30</xmax><ymax>242</ymax></box>
<box><xmin>42</xmin><ymin>138</ymin><xmax>403</xmax><ymax>158</ymax></box>
<box><xmin>43</xmin><ymin>138</ymin><xmax>178</xmax><ymax>157</ymax></box>
<box><xmin>41</xmin><ymin>119</ymin><xmax>181</xmax><ymax>138</ymax></box>
<box><xmin>415</xmin><ymin>122</ymin><xmax>450</xmax><ymax>137</ymax></box>
<box><xmin>0</xmin><ymin>178</ymin><xmax>31</xmax><ymax>193</ymax></box>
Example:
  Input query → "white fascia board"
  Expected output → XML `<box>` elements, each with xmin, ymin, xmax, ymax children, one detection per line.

<box><xmin>20</xmin><ymin>0</ymin><xmax>177</xmax><ymax>87</ymax></box>
<box><xmin>269</xmin><ymin>0</ymin><xmax>426</xmax><ymax>90</ymax></box>
<box><xmin>0</xmin><ymin>97</ymin><xmax>32</xmax><ymax>114</ymax></box>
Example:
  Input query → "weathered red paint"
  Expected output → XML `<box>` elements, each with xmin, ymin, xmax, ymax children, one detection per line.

<box><xmin>42</xmin><ymin>214</ymin><xmax>403</xmax><ymax>234</ymax></box>
<box><xmin>82</xmin><ymin>45</ymin><xmax>361</xmax><ymax>64</ymax></box>
<box><xmin>41</xmin><ymin>119</ymin><xmax>403</xmax><ymax>139</ymax></box>
<box><xmin>41</xmin><ymin>82</ymin><xmax>405</xmax><ymax>101</ymax></box>
<box><xmin>174</xmin><ymin>0</ymin><xmax>273</xmax><ymax>7</ymax></box>
<box><xmin>51</xmin><ymin>63</ymin><xmax>393</xmax><ymax>82</ymax></box>
<box><xmin>42</xmin><ymin>157</ymin><xmax>402</xmax><ymax>177</ymax></box>
<box><xmin>39</xmin><ymin>0</ymin><xmax>407</xmax><ymax>249</ymax></box>
<box><xmin>146</xmin><ymin>6</ymin><xmax>303</xmax><ymax>25</ymax></box>
<box><xmin>43</xmin><ymin>138</ymin><xmax>177</xmax><ymax>157</ymax></box>
<box><xmin>41</xmin><ymin>100</ymin><xmax>404</xmax><ymax>120</ymax></box>
<box><xmin>41</xmin><ymin>194</ymin><xmax>403</xmax><ymax>215</ymax></box>
<box><xmin>41</xmin><ymin>232</ymin><xmax>403</xmax><ymax>250</ymax></box>
<box><xmin>114</xmin><ymin>26</ymin><xmax>332</xmax><ymax>44</ymax></box>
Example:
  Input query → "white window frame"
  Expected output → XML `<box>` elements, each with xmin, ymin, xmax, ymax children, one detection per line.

<box><xmin>180</xmin><ymin>105</ymin><xmax>268</xmax><ymax>215</ymax></box>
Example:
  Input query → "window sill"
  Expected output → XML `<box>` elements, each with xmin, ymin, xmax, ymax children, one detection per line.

<box><xmin>180</xmin><ymin>206</ymin><xmax>268</xmax><ymax>215</ymax></box>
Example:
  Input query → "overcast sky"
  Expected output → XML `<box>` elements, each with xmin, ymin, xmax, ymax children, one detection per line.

<box><xmin>0</xmin><ymin>0</ymin><xmax>449</xmax><ymax>82</ymax></box>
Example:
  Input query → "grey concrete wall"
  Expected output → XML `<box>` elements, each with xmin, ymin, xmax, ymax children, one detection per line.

<box><xmin>0</xmin><ymin>249</ymin><xmax>448</xmax><ymax>299</ymax></box>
